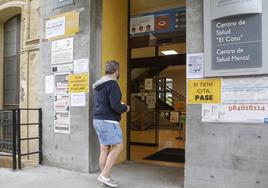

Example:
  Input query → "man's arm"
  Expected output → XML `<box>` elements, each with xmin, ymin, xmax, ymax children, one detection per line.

<box><xmin>109</xmin><ymin>83</ymin><xmax>128</xmax><ymax>114</ymax></box>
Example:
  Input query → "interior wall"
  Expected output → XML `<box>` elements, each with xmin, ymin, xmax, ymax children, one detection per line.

<box><xmin>131</xmin><ymin>0</ymin><xmax>185</xmax><ymax>15</ymax></box>
<box><xmin>102</xmin><ymin>0</ymin><xmax>128</xmax><ymax>162</ymax></box>
<box><xmin>160</xmin><ymin>67</ymin><xmax>186</xmax><ymax>97</ymax></box>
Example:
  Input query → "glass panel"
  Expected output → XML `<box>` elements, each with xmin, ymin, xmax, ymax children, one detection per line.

<box><xmin>4</xmin><ymin>17</ymin><xmax>17</xmax><ymax>32</ymax></box>
<box><xmin>4</xmin><ymin>31</ymin><xmax>16</xmax><ymax>44</ymax></box>
<box><xmin>5</xmin><ymin>75</ymin><xmax>17</xmax><ymax>90</ymax></box>
<box><xmin>4</xmin><ymin>58</ymin><xmax>17</xmax><ymax>75</ymax></box>
<box><xmin>130</xmin><ymin>68</ymin><xmax>157</xmax><ymax>144</ymax></box>
<box><xmin>4</xmin><ymin>43</ymin><xmax>16</xmax><ymax>57</ymax></box>
<box><xmin>4</xmin><ymin>15</ymin><xmax>21</xmax><ymax>107</ymax></box>
<box><xmin>4</xmin><ymin>90</ymin><xmax>17</xmax><ymax>105</ymax></box>
<box><xmin>4</xmin><ymin>16</ymin><xmax>18</xmax><ymax>57</ymax></box>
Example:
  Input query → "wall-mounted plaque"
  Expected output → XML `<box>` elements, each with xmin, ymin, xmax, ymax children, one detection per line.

<box><xmin>55</xmin><ymin>0</ymin><xmax>74</xmax><ymax>9</ymax></box>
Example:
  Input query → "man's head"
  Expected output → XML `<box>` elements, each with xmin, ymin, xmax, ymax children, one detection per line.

<box><xmin>105</xmin><ymin>60</ymin><xmax>120</xmax><ymax>80</ymax></box>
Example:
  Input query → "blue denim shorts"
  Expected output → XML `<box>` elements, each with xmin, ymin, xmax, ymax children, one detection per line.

<box><xmin>93</xmin><ymin>119</ymin><xmax>123</xmax><ymax>146</ymax></box>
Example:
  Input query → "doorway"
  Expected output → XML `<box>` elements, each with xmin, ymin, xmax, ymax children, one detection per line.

<box><xmin>127</xmin><ymin>0</ymin><xmax>186</xmax><ymax>167</ymax></box>
<box><xmin>101</xmin><ymin>0</ymin><xmax>187</xmax><ymax>167</ymax></box>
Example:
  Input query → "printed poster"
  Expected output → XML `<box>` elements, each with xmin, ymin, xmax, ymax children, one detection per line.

<box><xmin>54</xmin><ymin>73</ymin><xmax>70</xmax><ymax>134</ymax></box>
<box><xmin>144</xmin><ymin>78</ymin><xmax>153</xmax><ymax>90</ymax></box>
<box><xmin>51</xmin><ymin>63</ymin><xmax>73</xmax><ymax>73</ymax></box>
<box><xmin>130</xmin><ymin>8</ymin><xmax>186</xmax><ymax>37</ymax></box>
<box><xmin>202</xmin><ymin>104</ymin><xmax>268</xmax><ymax>123</ymax></box>
<box><xmin>130</xmin><ymin>15</ymin><xmax>155</xmax><ymax>35</ymax></box>
<box><xmin>45</xmin><ymin>16</ymin><xmax>65</xmax><ymax>40</ymax></box>
<box><xmin>51</xmin><ymin>37</ymin><xmax>73</xmax><ymax>64</ymax></box>
<box><xmin>71</xmin><ymin>93</ymin><xmax>86</xmax><ymax>107</ymax></box>
<box><xmin>45</xmin><ymin>75</ymin><xmax>54</xmax><ymax>94</ymax></box>
<box><xmin>146</xmin><ymin>95</ymin><xmax>156</xmax><ymax>109</ymax></box>
<box><xmin>222</xmin><ymin>77</ymin><xmax>268</xmax><ymax>104</ymax></box>
<box><xmin>170</xmin><ymin>111</ymin><xmax>179</xmax><ymax>123</ymax></box>
<box><xmin>187</xmin><ymin>53</ymin><xmax>204</xmax><ymax>78</ymax></box>
<box><xmin>46</xmin><ymin>11</ymin><xmax>80</xmax><ymax>40</ymax></box>
<box><xmin>73</xmin><ymin>59</ymin><xmax>89</xmax><ymax>73</ymax></box>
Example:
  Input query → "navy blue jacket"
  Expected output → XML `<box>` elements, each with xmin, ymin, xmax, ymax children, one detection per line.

<box><xmin>93</xmin><ymin>80</ymin><xmax>127</xmax><ymax>122</ymax></box>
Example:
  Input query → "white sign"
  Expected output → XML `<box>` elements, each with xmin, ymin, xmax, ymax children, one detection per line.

<box><xmin>187</xmin><ymin>53</ymin><xmax>204</xmax><ymax>78</ymax></box>
<box><xmin>45</xmin><ymin>16</ymin><xmax>66</xmax><ymax>39</ymax></box>
<box><xmin>202</xmin><ymin>104</ymin><xmax>268</xmax><ymax>123</ymax></box>
<box><xmin>71</xmin><ymin>93</ymin><xmax>86</xmax><ymax>107</ymax></box>
<box><xmin>222</xmin><ymin>77</ymin><xmax>268</xmax><ymax>104</ymax></box>
<box><xmin>146</xmin><ymin>95</ymin><xmax>156</xmax><ymax>109</ymax></box>
<box><xmin>145</xmin><ymin>78</ymin><xmax>153</xmax><ymax>90</ymax></box>
<box><xmin>51</xmin><ymin>63</ymin><xmax>73</xmax><ymax>73</ymax></box>
<box><xmin>211</xmin><ymin>0</ymin><xmax>262</xmax><ymax>20</ymax></box>
<box><xmin>130</xmin><ymin>15</ymin><xmax>155</xmax><ymax>35</ymax></box>
<box><xmin>74</xmin><ymin>59</ymin><xmax>89</xmax><ymax>73</ymax></box>
<box><xmin>170</xmin><ymin>111</ymin><xmax>179</xmax><ymax>123</ymax></box>
<box><xmin>45</xmin><ymin>75</ymin><xmax>54</xmax><ymax>94</ymax></box>
<box><xmin>54</xmin><ymin>74</ymin><xmax>70</xmax><ymax>134</ymax></box>
<box><xmin>51</xmin><ymin>37</ymin><xmax>73</xmax><ymax>64</ymax></box>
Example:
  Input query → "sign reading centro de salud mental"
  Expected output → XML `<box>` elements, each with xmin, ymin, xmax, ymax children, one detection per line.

<box><xmin>204</xmin><ymin>0</ymin><xmax>268</xmax><ymax>77</ymax></box>
<box><xmin>212</xmin><ymin>14</ymin><xmax>262</xmax><ymax>70</ymax></box>
<box><xmin>187</xmin><ymin>79</ymin><xmax>221</xmax><ymax>104</ymax></box>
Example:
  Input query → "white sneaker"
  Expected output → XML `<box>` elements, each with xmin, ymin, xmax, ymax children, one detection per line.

<box><xmin>98</xmin><ymin>174</ymin><xmax>118</xmax><ymax>188</ymax></box>
<box><xmin>101</xmin><ymin>179</ymin><xmax>118</xmax><ymax>187</ymax></box>
<box><xmin>110</xmin><ymin>178</ymin><xmax>118</xmax><ymax>184</ymax></box>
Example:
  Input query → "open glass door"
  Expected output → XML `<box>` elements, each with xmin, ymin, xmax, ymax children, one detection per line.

<box><xmin>130</xmin><ymin>67</ymin><xmax>159</xmax><ymax>146</ymax></box>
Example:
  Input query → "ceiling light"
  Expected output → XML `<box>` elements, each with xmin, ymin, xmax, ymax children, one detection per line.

<box><xmin>161</xmin><ymin>50</ymin><xmax>178</xmax><ymax>55</ymax></box>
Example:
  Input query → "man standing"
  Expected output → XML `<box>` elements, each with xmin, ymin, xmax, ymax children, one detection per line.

<box><xmin>93</xmin><ymin>60</ymin><xmax>130</xmax><ymax>187</ymax></box>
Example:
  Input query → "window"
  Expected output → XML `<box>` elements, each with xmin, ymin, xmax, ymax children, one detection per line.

<box><xmin>159</xmin><ymin>77</ymin><xmax>173</xmax><ymax>106</ymax></box>
<box><xmin>3</xmin><ymin>15</ymin><xmax>21</xmax><ymax>109</ymax></box>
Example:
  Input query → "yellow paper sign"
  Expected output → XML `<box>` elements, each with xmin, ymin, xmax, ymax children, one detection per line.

<box><xmin>68</xmin><ymin>73</ymin><xmax>89</xmax><ymax>93</ymax></box>
<box><xmin>47</xmin><ymin>10</ymin><xmax>80</xmax><ymax>40</ymax></box>
<box><xmin>187</xmin><ymin>79</ymin><xmax>221</xmax><ymax>104</ymax></box>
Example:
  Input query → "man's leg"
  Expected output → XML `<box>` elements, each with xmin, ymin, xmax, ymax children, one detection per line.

<box><xmin>101</xmin><ymin>142</ymin><xmax>123</xmax><ymax>177</ymax></box>
<box><xmin>99</xmin><ymin>144</ymin><xmax>110</xmax><ymax>172</ymax></box>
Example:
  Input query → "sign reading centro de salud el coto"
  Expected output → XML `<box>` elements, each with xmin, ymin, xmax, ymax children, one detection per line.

<box><xmin>204</xmin><ymin>0</ymin><xmax>268</xmax><ymax>77</ymax></box>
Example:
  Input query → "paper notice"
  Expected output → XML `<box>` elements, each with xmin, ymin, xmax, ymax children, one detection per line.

<box><xmin>45</xmin><ymin>75</ymin><xmax>54</xmax><ymax>94</ymax></box>
<box><xmin>71</xmin><ymin>93</ymin><xmax>86</xmax><ymax>107</ymax></box>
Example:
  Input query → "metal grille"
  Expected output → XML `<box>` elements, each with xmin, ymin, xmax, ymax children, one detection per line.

<box><xmin>0</xmin><ymin>108</ymin><xmax>43</xmax><ymax>170</ymax></box>
<box><xmin>0</xmin><ymin>110</ymin><xmax>14</xmax><ymax>153</ymax></box>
